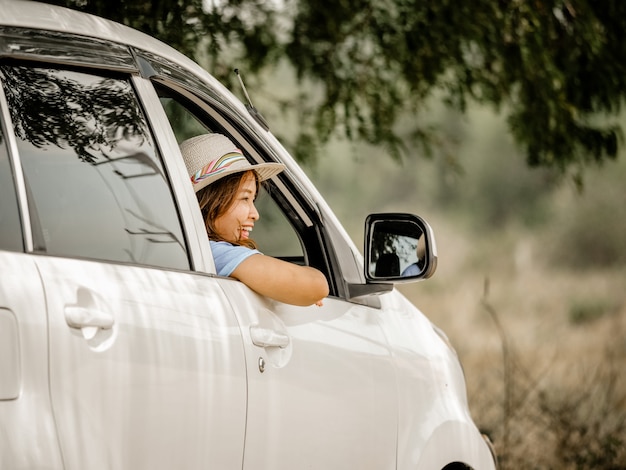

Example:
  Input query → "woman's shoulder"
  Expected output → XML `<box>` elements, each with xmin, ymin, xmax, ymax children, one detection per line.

<box><xmin>210</xmin><ymin>240</ymin><xmax>261</xmax><ymax>277</ymax></box>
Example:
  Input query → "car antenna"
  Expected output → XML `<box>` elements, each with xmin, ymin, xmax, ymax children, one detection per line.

<box><xmin>234</xmin><ymin>68</ymin><xmax>269</xmax><ymax>131</ymax></box>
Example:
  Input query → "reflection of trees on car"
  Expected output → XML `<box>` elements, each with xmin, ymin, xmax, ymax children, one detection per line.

<box><xmin>0</xmin><ymin>65</ymin><xmax>186</xmax><ymax>266</ymax></box>
<box><xmin>1</xmin><ymin>66</ymin><xmax>148</xmax><ymax>163</ymax></box>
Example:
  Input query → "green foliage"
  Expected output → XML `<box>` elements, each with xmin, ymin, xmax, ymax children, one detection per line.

<box><xmin>45</xmin><ymin>0</ymin><xmax>626</xmax><ymax>177</ymax></box>
<box><xmin>287</xmin><ymin>0</ymin><xmax>626</xmax><ymax>175</ymax></box>
<box><xmin>569</xmin><ymin>298</ymin><xmax>615</xmax><ymax>325</ymax></box>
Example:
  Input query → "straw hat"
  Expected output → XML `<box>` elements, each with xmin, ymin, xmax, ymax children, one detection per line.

<box><xmin>180</xmin><ymin>133</ymin><xmax>285</xmax><ymax>193</ymax></box>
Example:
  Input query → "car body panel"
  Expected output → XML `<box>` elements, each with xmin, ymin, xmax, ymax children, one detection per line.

<box><xmin>38</xmin><ymin>256</ymin><xmax>247</xmax><ymax>469</ymax></box>
<box><xmin>0</xmin><ymin>2</ymin><xmax>497</xmax><ymax>469</ymax></box>
<box><xmin>0</xmin><ymin>252</ymin><xmax>63</xmax><ymax>469</ymax></box>
<box><xmin>379</xmin><ymin>292</ymin><xmax>496</xmax><ymax>469</ymax></box>
<box><xmin>217</xmin><ymin>279</ymin><xmax>398</xmax><ymax>469</ymax></box>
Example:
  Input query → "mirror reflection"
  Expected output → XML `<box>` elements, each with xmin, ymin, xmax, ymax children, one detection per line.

<box><xmin>369</xmin><ymin>219</ymin><xmax>425</xmax><ymax>279</ymax></box>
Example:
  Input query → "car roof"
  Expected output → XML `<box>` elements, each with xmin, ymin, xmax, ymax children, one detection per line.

<box><xmin>0</xmin><ymin>1</ymin><xmax>230</xmax><ymax>100</ymax></box>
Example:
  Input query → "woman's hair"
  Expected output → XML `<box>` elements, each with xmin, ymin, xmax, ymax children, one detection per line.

<box><xmin>197</xmin><ymin>170</ymin><xmax>260</xmax><ymax>249</ymax></box>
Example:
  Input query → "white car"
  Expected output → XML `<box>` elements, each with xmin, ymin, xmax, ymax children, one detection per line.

<box><xmin>0</xmin><ymin>2</ymin><xmax>497</xmax><ymax>469</ymax></box>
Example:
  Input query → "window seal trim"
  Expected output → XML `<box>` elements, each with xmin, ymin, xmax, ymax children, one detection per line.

<box><xmin>0</xmin><ymin>72</ymin><xmax>32</xmax><ymax>252</ymax></box>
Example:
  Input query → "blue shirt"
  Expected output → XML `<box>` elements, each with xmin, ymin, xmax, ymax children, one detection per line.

<box><xmin>210</xmin><ymin>241</ymin><xmax>261</xmax><ymax>277</ymax></box>
<box><xmin>401</xmin><ymin>263</ymin><xmax>421</xmax><ymax>277</ymax></box>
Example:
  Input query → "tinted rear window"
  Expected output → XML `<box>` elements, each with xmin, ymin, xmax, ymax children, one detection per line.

<box><xmin>0</xmin><ymin>65</ymin><xmax>189</xmax><ymax>269</ymax></box>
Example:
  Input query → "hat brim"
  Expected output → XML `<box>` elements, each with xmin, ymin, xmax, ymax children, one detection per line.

<box><xmin>193</xmin><ymin>161</ymin><xmax>285</xmax><ymax>193</ymax></box>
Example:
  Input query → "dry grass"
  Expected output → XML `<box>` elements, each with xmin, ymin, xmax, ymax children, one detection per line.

<box><xmin>398</xmin><ymin>223</ymin><xmax>626</xmax><ymax>469</ymax></box>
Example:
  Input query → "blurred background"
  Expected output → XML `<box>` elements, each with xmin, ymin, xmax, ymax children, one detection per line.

<box><xmin>305</xmin><ymin>102</ymin><xmax>626</xmax><ymax>470</ymax></box>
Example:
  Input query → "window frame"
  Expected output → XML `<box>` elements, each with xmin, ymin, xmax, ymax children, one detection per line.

<box><xmin>0</xmin><ymin>65</ymin><xmax>31</xmax><ymax>252</ymax></box>
<box><xmin>144</xmin><ymin>73</ymin><xmax>341</xmax><ymax>297</ymax></box>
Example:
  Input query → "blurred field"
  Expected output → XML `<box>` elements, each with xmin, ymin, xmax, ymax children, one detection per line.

<box><xmin>399</xmin><ymin>224</ymin><xmax>626</xmax><ymax>469</ymax></box>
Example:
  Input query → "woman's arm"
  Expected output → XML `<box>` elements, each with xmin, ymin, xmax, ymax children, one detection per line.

<box><xmin>231</xmin><ymin>254</ymin><xmax>329</xmax><ymax>306</ymax></box>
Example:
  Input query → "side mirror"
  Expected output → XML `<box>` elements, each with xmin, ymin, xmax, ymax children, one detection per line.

<box><xmin>364</xmin><ymin>213</ymin><xmax>437</xmax><ymax>283</ymax></box>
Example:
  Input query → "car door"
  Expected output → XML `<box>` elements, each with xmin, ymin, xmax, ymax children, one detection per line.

<box><xmin>151</xmin><ymin>73</ymin><xmax>399</xmax><ymax>469</ymax></box>
<box><xmin>0</xmin><ymin>63</ymin><xmax>247</xmax><ymax>470</ymax></box>
<box><xmin>221</xmin><ymin>283</ymin><xmax>398</xmax><ymax>470</ymax></box>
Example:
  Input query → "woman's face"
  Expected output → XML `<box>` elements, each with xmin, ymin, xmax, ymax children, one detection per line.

<box><xmin>213</xmin><ymin>172</ymin><xmax>259</xmax><ymax>243</ymax></box>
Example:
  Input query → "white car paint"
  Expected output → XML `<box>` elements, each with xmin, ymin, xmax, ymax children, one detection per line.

<box><xmin>0</xmin><ymin>2</ymin><xmax>497</xmax><ymax>469</ymax></box>
<box><xmin>39</xmin><ymin>256</ymin><xmax>247</xmax><ymax>469</ymax></box>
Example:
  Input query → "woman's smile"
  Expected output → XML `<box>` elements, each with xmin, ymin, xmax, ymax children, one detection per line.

<box><xmin>213</xmin><ymin>172</ymin><xmax>259</xmax><ymax>244</ymax></box>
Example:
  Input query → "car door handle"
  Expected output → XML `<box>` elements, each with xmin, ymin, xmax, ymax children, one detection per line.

<box><xmin>250</xmin><ymin>326</ymin><xmax>290</xmax><ymax>348</ymax></box>
<box><xmin>65</xmin><ymin>306</ymin><xmax>114</xmax><ymax>340</ymax></box>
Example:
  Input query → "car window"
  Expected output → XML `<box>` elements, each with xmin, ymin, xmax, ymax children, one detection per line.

<box><xmin>0</xmin><ymin>65</ymin><xmax>189</xmax><ymax>269</ymax></box>
<box><xmin>0</xmin><ymin>116</ymin><xmax>23</xmax><ymax>252</ymax></box>
<box><xmin>158</xmin><ymin>90</ymin><xmax>305</xmax><ymax>260</ymax></box>
<box><xmin>252</xmin><ymin>189</ymin><xmax>303</xmax><ymax>258</ymax></box>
